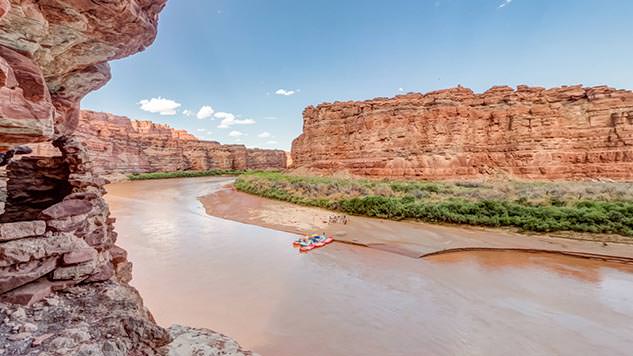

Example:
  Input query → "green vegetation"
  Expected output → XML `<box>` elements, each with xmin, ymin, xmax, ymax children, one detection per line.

<box><xmin>128</xmin><ymin>169</ymin><xmax>247</xmax><ymax>180</ymax></box>
<box><xmin>235</xmin><ymin>172</ymin><xmax>633</xmax><ymax>237</ymax></box>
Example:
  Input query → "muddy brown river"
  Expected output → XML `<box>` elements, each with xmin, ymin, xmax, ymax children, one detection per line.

<box><xmin>106</xmin><ymin>177</ymin><xmax>633</xmax><ymax>356</ymax></box>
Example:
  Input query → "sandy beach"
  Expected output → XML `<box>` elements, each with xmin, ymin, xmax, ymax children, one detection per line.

<box><xmin>200</xmin><ymin>184</ymin><xmax>633</xmax><ymax>262</ymax></box>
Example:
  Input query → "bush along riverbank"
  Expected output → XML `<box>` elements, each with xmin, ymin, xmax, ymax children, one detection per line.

<box><xmin>234</xmin><ymin>172</ymin><xmax>633</xmax><ymax>237</ymax></box>
<box><xmin>128</xmin><ymin>169</ymin><xmax>249</xmax><ymax>180</ymax></box>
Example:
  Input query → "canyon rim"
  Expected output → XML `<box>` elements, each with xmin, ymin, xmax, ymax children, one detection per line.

<box><xmin>291</xmin><ymin>85</ymin><xmax>633</xmax><ymax>180</ymax></box>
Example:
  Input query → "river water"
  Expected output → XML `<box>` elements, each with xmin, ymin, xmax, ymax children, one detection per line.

<box><xmin>106</xmin><ymin>177</ymin><xmax>633</xmax><ymax>356</ymax></box>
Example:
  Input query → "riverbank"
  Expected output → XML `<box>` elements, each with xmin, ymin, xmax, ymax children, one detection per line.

<box><xmin>235</xmin><ymin>172</ymin><xmax>633</xmax><ymax>238</ymax></box>
<box><xmin>128</xmin><ymin>169</ymin><xmax>248</xmax><ymax>181</ymax></box>
<box><xmin>107</xmin><ymin>177</ymin><xmax>633</xmax><ymax>356</ymax></box>
<box><xmin>200</xmin><ymin>184</ymin><xmax>633</xmax><ymax>261</ymax></box>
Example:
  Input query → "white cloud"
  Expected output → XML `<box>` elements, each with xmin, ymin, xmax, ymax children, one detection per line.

<box><xmin>197</xmin><ymin>129</ymin><xmax>206</xmax><ymax>132</ymax></box>
<box><xmin>215</xmin><ymin>112</ymin><xmax>256</xmax><ymax>128</ymax></box>
<box><xmin>257</xmin><ymin>131</ymin><xmax>271</xmax><ymax>138</ymax></box>
<box><xmin>275</xmin><ymin>89</ymin><xmax>296</xmax><ymax>96</ymax></box>
<box><xmin>498</xmin><ymin>0</ymin><xmax>512</xmax><ymax>8</ymax></box>
<box><xmin>266</xmin><ymin>140</ymin><xmax>278</xmax><ymax>145</ymax></box>
<box><xmin>183</xmin><ymin>109</ymin><xmax>194</xmax><ymax>117</ymax></box>
<box><xmin>196</xmin><ymin>105</ymin><xmax>215</xmax><ymax>119</ymax></box>
<box><xmin>229</xmin><ymin>130</ymin><xmax>244</xmax><ymax>137</ymax></box>
<box><xmin>138</xmin><ymin>97</ymin><xmax>181</xmax><ymax>115</ymax></box>
<box><xmin>398</xmin><ymin>88</ymin><xmax>404</xmax><ymax>92</ymax></box>
<box><xmin>214</xmin><ymin>112</ymin><xmax>234</xmax><ymax>120</ymax></box>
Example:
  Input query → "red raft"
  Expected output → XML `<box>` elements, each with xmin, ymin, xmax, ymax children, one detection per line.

<box><xmin>293</xmin><ymin>234</ymin><xmax>334</xmax><ymax>252</ymax></box>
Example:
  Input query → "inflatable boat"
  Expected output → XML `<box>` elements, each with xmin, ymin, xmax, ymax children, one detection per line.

<box><xmin>293</xmin><ymin>234</ymin><xmax>334</xmax><ymax>252</ymax></box>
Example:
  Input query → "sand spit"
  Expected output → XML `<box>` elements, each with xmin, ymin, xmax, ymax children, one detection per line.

<box><xmin>200</xmin><ymin>185</ymin><xmax>633</xmax><ymax>262</ymax></box>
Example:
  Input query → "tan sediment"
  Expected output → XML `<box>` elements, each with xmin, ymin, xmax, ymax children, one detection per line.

<box><xmin>199</xmin><ymin>184</ymin><xmax>633</xmax><ymax>262</ymax></box>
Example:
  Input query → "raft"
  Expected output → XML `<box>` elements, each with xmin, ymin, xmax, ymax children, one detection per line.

<box><xmin>293</xmin><ymin>234</ymin><xmax>334</xmax><ymax>253</ymax></box>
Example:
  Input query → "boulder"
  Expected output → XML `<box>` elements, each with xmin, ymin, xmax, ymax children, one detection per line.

<box><xmin>0</xmin><ymin>257</ymin><xmax>57</xmax><ymax>294</ymax></box>
<box><xmin>52</xmin><ymin>260</ymin><xmax>97</xmax><ymax>281</ymax></box>
<box><xmin>41</xmin><ymin>199</ymin><xmax>92</xmax><ymax>220</ymax></box>
<box><xmin>0</xmin><ymin>232</ymin><xmax>89</xmax><ymax>268</ymax></box>
<box><xmin>62</xmin><ymin>247</ymin><xmax>98</xmax><ymax>265</ymax></box>
<box><xmin>0</xmin><ymin>277</ymin><xmax>54</xmax><ymax>306</ymax></box>
<box><xmin>0</xmin><ymin>220</ymin><xmax>46</xmax><ymax>241</ymax></box>
<box><xmin>162</xmin><ymin>325</ymin><xmax>260</xmax><ymax>356</ymax></box>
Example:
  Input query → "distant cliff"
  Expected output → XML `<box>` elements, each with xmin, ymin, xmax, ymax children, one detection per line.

<box><xmin>31</xmin><ymin>110</ymin><xmax>288</xmax><ymax>175</ymax></box>
<box><xmin>291</xmin><ymin>85</ymin><xmax>633</xmax><ymax>180</ymax></box>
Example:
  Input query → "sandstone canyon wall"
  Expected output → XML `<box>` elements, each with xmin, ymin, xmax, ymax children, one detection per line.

<box><xmin>292</xmin><ymin>85</ymin><xmax>633</xmax><ymax>181</ymax></box>
<box><xmin>32</xmin><ymin>110</ymin><xmax>288</xmax><ymax>175</ymax></box>
<box><xmin>0</xmin><ymin>0</ymin><xmax>163</xmax><ymax>301</ymax></box>
<box><xmin>0</xmin><ymin>0</ymin><xmax>172</xmax><ymax>350</ymax></box>
<box><xmin>0</xmin><ymin>2</ymin><xmax>254</xmax><ymax>354</ymax></box>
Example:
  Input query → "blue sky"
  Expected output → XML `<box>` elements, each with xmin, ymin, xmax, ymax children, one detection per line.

<box><xmin>83</xmin><ymin>0</ymin><xmax>633</xmax><ymax>150</ymax></box>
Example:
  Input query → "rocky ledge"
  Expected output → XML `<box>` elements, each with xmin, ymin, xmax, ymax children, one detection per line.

<box><xmin>162</xmin><ymin>325</ymin><xmax>258</xmax><ymax>356</ymax></box>
<box><xmin>0</xmin><ymin>281</ymin><xmax>257</xmax><ymax>356</ymax></box>
<box><xmin>292</xmin><ymin>85</ymin><xmax>633</xmax><ymax>180</ymax></box>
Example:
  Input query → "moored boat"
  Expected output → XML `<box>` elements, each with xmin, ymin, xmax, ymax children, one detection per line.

<box><xmin>293</xmin><ymin>234</ymin><xmax>334</xmax><ymax>252</ymax></box>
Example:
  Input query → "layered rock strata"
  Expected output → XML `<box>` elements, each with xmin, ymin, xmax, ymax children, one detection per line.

<box><xmin>0</xmin><ymin>0</ymin><xmax>164</xmax><ymax>305</ymax></box>
<box><xmin>292</xmin><ymin>85</ymin><xmax>633</xmax><ymax>180</ymax></box>
<box><xmin>31</xmin><ymin>110</ymin><xmax>288</xmax><ymax>175</ymax></box>
<box><xmin>0</xmin><ymin>2</ymin><xmax>260</xmax><ymax>354</ymax></box>
<box><xmin>0</xmin><ymin>137</ymin><xmax>129</xmax><ymax>305</ymax></box>
<box><xmin>0</xmin><ymin>0</ymin><xmax>166</xmax><ymax>144</ymax></box>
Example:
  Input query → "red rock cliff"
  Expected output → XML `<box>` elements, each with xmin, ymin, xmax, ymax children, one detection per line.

<box><xmin>32</xmin><ymin>110</ymin><xmax>287</xmax><ymax>174</ymax></box>
<box><xmin>0</xmin><ymin>1</ymin><xmax>173</xmax><ymax>352</ymax></box>
<box><xmin>292</xmin><ymin>85</ymin><xmax>633</xmax><ymax>180</ymax></box>
<box><xmin>0</xmin><ymin>2</ymin><xmax>259</xmax><ymax>353</ymax></box>
<box><xmin>0</xmin><ymin>0</ymin><xmax>165</xmax><ymax>149</ymax></box>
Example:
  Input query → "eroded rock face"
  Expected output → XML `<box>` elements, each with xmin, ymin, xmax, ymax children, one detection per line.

<box><xmin>0</xmin><ymin>2</ymin><xmax>266</xmax><ymax>352</ymax></box>
<box><xmin>0</xmin><ymin>137</ymin><xmax>129</xmax><ymax>303</ymax></box>
<box><xmin>0</xmin><ymin>0</ymin><xmax>166</xmax><ymax>139</ymax></box>
<box><xmin>0</xmin><ymin>2</ymin><xmax>171</xmax><ymax>354</ymax></box>
<box><xmin>0</xmin><ymin>45</ymin><xmax>54</xmax><ymax>150</ymax></box>
<box><xmin>0</xmin><ymin>0</ymin><xmax>165</xmax><ymax>305</ymax></box>
<box><xmin>292</xmin><ymin>85</ymin><xmax>633</xmax><ymax>180</ymax></box>
<box><xmin>32</xmin><ymin>110</ymin><xmax>288</xmax><ymax>175</ymax></box>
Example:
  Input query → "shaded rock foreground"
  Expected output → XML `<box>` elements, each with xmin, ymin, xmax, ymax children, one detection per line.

<box><xmin>292</xmin><ymin>85</ymin><xmax>633</xmax><ymax>180</ymax></box>
<box><xmin>0</xmin><ymin>281</ymin><xmax>258</xmax><ymax>356</ymax></box>
<box><xmin>31</xmin><ymin>110</ymin><xmax>288</xmax><ymax>175</ymax></box>
<box><xmin>0</xmin><ymin>1</ymin><xmax>255</xmax><ymax>354</ymax></box>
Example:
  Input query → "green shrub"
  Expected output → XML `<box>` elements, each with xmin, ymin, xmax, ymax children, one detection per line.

<box><xmin>234</xmin><ymin>172</ymin><xmax>633</xmax><ymax>237</ymax></box>
<box><xmin>128</xmin><ymin>169</ymin><xmax>253</xmax><ymax>180</ymax></box>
